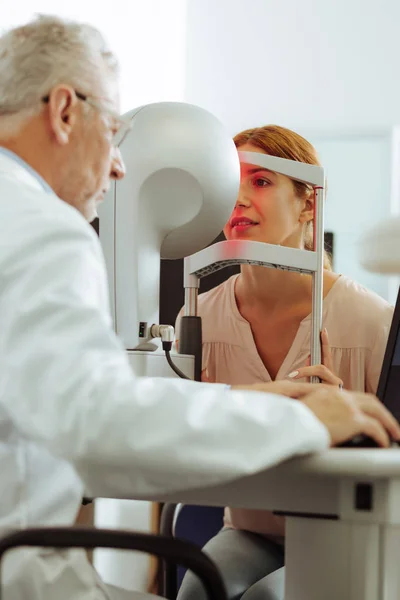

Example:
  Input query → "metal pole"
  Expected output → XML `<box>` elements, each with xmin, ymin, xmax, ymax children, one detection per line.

<box><xmin>310</xmin><ymin>186</ymin><xmax>324</xmax><ymax>381</ymax></box>
<box><xmin>184</xmin><ymin>287</ymin><xmax>198</xmax><ymax>317</ymax></box>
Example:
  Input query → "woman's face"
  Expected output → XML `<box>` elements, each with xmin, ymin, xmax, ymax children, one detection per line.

<box><xmin>223</xmin><ymin>143</ymin><xmax>311</xmax><ymax>248</ymax></box>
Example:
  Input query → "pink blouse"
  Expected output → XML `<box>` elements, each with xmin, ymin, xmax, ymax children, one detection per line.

<box><xmin>176</xmin><ymin>274</ymin><xmax>394</xmax><ymax>540</ymax></box>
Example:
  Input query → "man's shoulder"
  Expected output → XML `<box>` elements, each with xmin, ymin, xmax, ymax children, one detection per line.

<box><xmin>0</xmin><ymin>175</ymin><xmax>99</xmax><ymax>248</ymax></box>
<box><xmin>0</xmin><ymin>176</ymin><xmax>109</xmax><ymax>313</ymax></box>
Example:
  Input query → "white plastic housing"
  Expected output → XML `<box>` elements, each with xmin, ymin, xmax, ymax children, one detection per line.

<box><xmin>98</xmin><ymin>102</ymin><xmax>240</xmax><ymax>350</ymax></box>
<box><xmin>238</xmin><ymin>151</ymin><xmax>325</xmax><ymax>187</ymax></box>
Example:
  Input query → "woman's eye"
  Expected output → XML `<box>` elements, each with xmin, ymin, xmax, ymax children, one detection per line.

<box><xmin>253</xmin><ymin>177</ymin><xmax>270</xmax><ymax>187</ymax></box>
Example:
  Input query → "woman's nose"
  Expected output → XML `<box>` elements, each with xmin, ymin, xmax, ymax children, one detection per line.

<box><xmin>236</xmin><ymin>190</ymin><xmax>251</xmax><ymax>207</ymax></box>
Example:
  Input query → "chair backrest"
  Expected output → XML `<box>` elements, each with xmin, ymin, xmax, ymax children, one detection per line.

<box><xmin>160</xmin><ymin>503</ymin><xmax>224</xmax><ymax>595</ymax></box>
<box><xmin>0</xmin><ymin>527</ymin><xmax>227</xmax><ymax>600</ymax></box>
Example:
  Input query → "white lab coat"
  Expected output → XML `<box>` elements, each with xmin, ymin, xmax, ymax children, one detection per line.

<box><xmin>0</xmin><ymin>150</ymin><xmax>330</xmax><ymax>599</ymax></box>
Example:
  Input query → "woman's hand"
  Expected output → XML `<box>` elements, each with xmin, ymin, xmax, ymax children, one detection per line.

<box><xmin>287</xmin><ymin>328</ymin><xmax>343</xmax><ymax>387</ymax></box>
<box><xmin>201</xmin><ymin>368</ymin><xmax>211</xmax><ymax>383</ymax></box>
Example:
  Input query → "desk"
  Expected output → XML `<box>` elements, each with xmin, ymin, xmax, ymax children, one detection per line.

<box><xmin>101</xmin><ymin>448</ymin><xmax>400</xmax><ymax>600</ymax></box>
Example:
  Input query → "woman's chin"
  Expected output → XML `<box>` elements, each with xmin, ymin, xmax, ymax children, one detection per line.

<box><xmin>229</xmin><ymin>228</ymin><xmax>263</xmax><ymax>241</ymax></box>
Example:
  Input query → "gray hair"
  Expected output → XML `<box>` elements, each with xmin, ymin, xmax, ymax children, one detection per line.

<box><xmin>0</xmin><ymin>14</ymin><xmax>119</xmax><ymax>124</ymax></box>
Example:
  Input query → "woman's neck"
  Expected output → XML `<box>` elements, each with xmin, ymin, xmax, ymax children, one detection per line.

<box><xmin>236</xmin><ymin>264</ymin><xmax>315</xmax><ymax>314</ymax></box>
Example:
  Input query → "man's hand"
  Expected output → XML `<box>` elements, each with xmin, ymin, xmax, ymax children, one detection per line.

<box><xmin>301</xmin><ymin>387</ymin><xmax>400</xmax><ymax>447</ymax></box>
<box><xmin>232</xmin><ymin>381</ymin><xmax>400</xmax><ymax>448</ymax></box>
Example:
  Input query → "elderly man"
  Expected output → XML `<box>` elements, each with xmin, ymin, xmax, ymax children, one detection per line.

<box><xmin>0</xmin><ymin>14</ymin><xmax>398</xmax><ymax>600</ymax></box>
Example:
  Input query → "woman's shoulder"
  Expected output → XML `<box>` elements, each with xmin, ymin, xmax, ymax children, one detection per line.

<box><xmin>195</xmin><ymin>275</ymin><xmax>243</xmax><ymax>344</ymax></box>
<box><xmin>325</xmin><ymin>275</ymin><xmax>393</xmax><ymax>346</ymax></box>
<box><xmin>334</xmin><ymin>275</ymin><xmax>392</xmax><ymax>314</ymax></box>
<box><xmin>175</xmin><ymin>275</ymin><xmax>238</xmax><ymax>339</ymax></box>
<box><xmin>197</xmin><ymin>274</ymin><xmax>238</xmax><ymax>316</ymax></box>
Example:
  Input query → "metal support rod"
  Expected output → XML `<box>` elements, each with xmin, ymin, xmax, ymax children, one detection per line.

<box><xmin>184</xmin><ymin>287</ymin><xmax>199</xmax><ymax>317</ymax></box>
<box><xmin>310</xmin><ymin>186</ymin><xmax>324</xmax><ymax>380</ymax></box>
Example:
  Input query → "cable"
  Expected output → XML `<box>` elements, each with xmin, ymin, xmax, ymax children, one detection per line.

<box><xmin>162</xmin><ymin>342</ymin><xmax>191</xmax><ymax>380</ymax></box>
<box><xmin>150</xmin><ymin>324</ymin><xmax>192</xmax><ymax>380</ymax></box>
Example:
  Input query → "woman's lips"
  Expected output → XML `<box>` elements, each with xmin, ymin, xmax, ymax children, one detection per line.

<box><xmin>230</xmin><ymin>218</ymin><xmax>259</xmax><ymax>232</ymax></box>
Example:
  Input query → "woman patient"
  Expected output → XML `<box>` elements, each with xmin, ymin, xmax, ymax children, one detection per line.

<box><xmin>176</xmin><ymin>125</ymin><xmax>393</xmax><ymax>600</ymax></box>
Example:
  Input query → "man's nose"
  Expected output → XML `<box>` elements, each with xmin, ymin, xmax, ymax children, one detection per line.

<box><xmin>110</xmin><ymin>147</ymin><xmax>125</xmax><ymax>180</ymax></box>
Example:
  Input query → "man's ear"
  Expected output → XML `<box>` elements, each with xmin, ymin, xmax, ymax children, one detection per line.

<box><xmin>46</xmin><ymin>85</ymin><xmax>79</xmax><ymax>146</ymax></box>
<box><xmin>298</xmin><ymin>190</ymin><xmax>314</xmax><ymax>224</ymax></box>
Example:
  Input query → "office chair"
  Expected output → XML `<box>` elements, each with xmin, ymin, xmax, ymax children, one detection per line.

<box><xmin>160</xmin><ymin>504</ymin><xmax>224</xmax><ymax>599</ymax></box>
<box><xmin>0</xmin><ymin>527</ymin><xmax>227</xmax><ymax>600</ymax></box>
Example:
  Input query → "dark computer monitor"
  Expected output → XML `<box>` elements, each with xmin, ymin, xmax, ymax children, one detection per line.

<box><xmin>377</xmin><ymin>287</ymin><xmax>400</xmax><ymax>422</ymax></box>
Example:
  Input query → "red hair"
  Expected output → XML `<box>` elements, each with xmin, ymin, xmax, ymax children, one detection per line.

<box><xmin>234</xmin><ymin>125</ymin><xmax>331</xmax><ymax>270</ymax></box>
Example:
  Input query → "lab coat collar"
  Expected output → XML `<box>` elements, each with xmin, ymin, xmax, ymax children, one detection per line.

<box><xmin>0</xmin><ymin>147</ymin><xmax>54</xmax><ymax>195</ymax></box>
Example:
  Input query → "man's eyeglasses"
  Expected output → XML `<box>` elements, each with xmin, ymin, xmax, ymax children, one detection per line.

<box><xmin>42</xmin><ymin>90</ymin><xmax>132</xmax><ymax>146</ymax></box>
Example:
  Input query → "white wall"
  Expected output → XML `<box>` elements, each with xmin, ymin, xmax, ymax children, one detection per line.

<box><xmin>184</xmin><ymin>0</ymin><xmax>400</xmax><ymax>301</ymax></box>
<box><xmin>184</xmin><ymin>0</ymin><xmax>400</xmax><ymax>134</ymax></box>
<box><xmin>308</xmin><ymin>131</ymin><xmax>397</xmax><ymax>301</ymax></box>
<box><xmin>1</xmin><ymin>0</ymin><xmax>187</xmax><ymax>113</ymax></box>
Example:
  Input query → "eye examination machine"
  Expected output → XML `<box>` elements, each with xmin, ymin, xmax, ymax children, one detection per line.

<box><xmin>99</xmin><ymin>102</ymin><xmax>325</xmax><ymax>381</ymax></box>
<box><xmin>97</xmin><ymin>102</ymin><xmax>400</xmax><ymax>599</ymax></box>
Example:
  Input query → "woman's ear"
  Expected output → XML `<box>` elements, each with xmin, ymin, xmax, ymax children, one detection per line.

<box><xmin>298</xmin><ymin>190</ymin><xmax>314</xmax><ymax>224</ymax></box>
